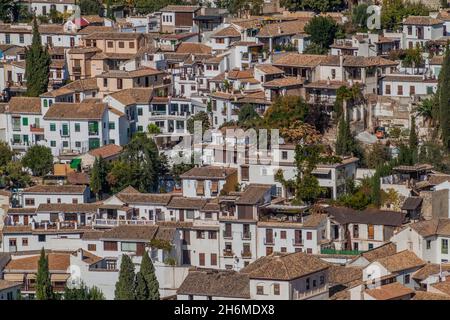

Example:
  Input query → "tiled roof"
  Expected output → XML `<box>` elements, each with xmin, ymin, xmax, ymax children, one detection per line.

<box><xmin>4</xmin><ymin>253</ymin><xmax>70</xmax><ymax>272</ymax></box>
<box><xmin>211</xmin><ymin>26</ymin><xmax>241</xmax><ymax>38</ymax></box>
<box><xmin>303</xmin><ymin>214</ymin><xmax>328</xmax><ymax>228</ymax></box>
<box><xmin>328</xmin><ymin>265</ymin><xmax>362</xmax><ymax>286</ymax></box>
<box><xmin>255</xmin><ymin>64</ymin><xmax>284</xmax><ymax>75</ymax></box>
<box><xmin>365</xmin><ymin>282</ymin><xmax>414</xmax><ymax>300</ymax></box>
<box><xmin>273</xmin><ymin>53</ymin><xmax>326</xmax><ymax>68</ymax></box>
<box><xmin>66</xmin><ymin>172</ymin><xmax>90</xmax><ymax>185</ymax></box>
<box><xmin>304</xmin><ymin>80</ymin><xmax>349</xmax><ymax>89</ymax></box>
<box><xmin>241</xmin><ymin>252</ymin><xmax>329</xmax><ymax>280</ymax></box>
<box><xmin>236</xmin><ymin>184</ymin><xmax>272</xmax><ymax>205</ymax></box>
<box><xmin>43</xmin><ymin>100</ymin><xmax>107</xmax><ymax>120</ymax></box>
<box><xmin>382</xmin><ymin>74</ymin><xmax>435</xmax><ymax>82</ymax></box>
<box><xmin>413</xmin><ymin>291</ymin><xmax>450</xmax><ymax>300</ymax></box>
<box><xmin>83</xmin><ymin>32</ymin><xmax>142</xmax><ymax>40</ymax></box>
<box><xmin>428</xmin><ymin>174</ymin><xmax>450</xmax><ymax>185</ymax></box>
<box><xmin>359</xmin><ymin>242</ymin><xmax>397</xmax><ymax>262</ymax></box>
<box><xmin>97</xmin><ymin>67</ymin><xmax>164</xmax><ymax>78</ymax></box>
<box><xmin>431</xmin><ymin>280</ymin><xmax>450</xmax><ymax>296</ymax></box>
<box><xmin>108</xmin><ymin>88</ymin><xmax>153</xmax><ymax>106</ymax></box>
<box><xmin>180</xmin><ymin>166</ymin><xmax>237</xmax><ymax>179</ymax></box>
<box><xmin>410</xmin><ymin>218</ymin><xmax>450</xmax><ymax>237</ymax></box>
<box><xmin>36</xmin><ymin>203</ymin><xmax>99</xmax><ymax>213</ymax></box>
<box><xmin>23</xmin><ymin>185</ymin><xmax>87</xmax><ymax>194</ymax></box>
<box><xmin>5</xmin><ymin>97</ymin><xmax>41</xmax><ymax>115</ymax></box>
<box><xmin>40</xmin><ymin>78</ymin><xmax>98</xmax><ymax>97</ymax></box>
<box><xmin>257</xmin><ymin>19</ymin><xmax>307</xmax><ymax>37</ymax></box>
<box><xmin>177</xmin><ymin>270</ymin><xmax>250</xmax><ymax>298</ymax></box>
<box><xmin>263</xmin><ymin>76</ymin><xmax>304</xmax><ymax>88</ymax></box>
<box><xmin>101</xmin><ymin>225</ymin><xmax>160</xmax><ymax>241</ymax></box>
<box><xmin>375</xmin><ymin>250</ymin><xmax>425</xmax><ymax>273</ymax></box>
<box><xmin>6</xmin><ymin>207</ymin><xmax>36</xmax><ymax>214</ymax></box>
<box><xmin>176</xmin><ymin>42</ymin><xmax>212</xmax><ymax>54</ymax></box>
<box><xmin>325</xmin><ymin>207</ymin><xmax>406</xmax><ymax>226</ymax></box>
<box><xmin>160</xmin><ymin>5</ymin><xmax>200</xmax><ymax>12</ymax></box>
<box><xmin>81</xmin><ymin>230</ymin><xmax>104</xmax><ymax>240</ymax></box>
<box><xmin>88</xmin><ymin>144</ymin><xmax>123</xmax><ymax>159</ymax></box>
<box><xmin>413</xmin><ymin>263</ymin><xmax>450</xmax><ymax>281</ymax></box>
<box><xmin>401</xmin><ymin>197</ymin><xmax>423</xmax><ymax>210</ymax></box>
<box><xmin>116</xmin><ymin>192</ymin><xmax>174</xmax><ymax>206</ymax></box>
<box><xmin>342</xmin><ymin>55</ymin><xmax>398</xmax><ymax>67</ymax></box>
<box><xmin>0</xmin><ymin>279</ymin><xmax>21</xmax><ymax>291</ymax></box>
<box><xmin>403</xmin><ymin>16</ymin><xmax>443</xmax><ymax>26</ymax></box>
<box><xmin>167</xmin><ymin>197</ymin><xmax>208</xmax><ymax>210</ymax></box>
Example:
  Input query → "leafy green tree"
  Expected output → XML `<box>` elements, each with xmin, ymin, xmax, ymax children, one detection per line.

<box><xmin>365</xmin><ymin>142</ymin><xmax>390</xmax><ymax>169</ymax></box>
<box><xmin>64</xmin><ymin>283</ymin><xmax>105</xmax><ymax>300</ymax></box>
<box><xmin>90</xmin><ymin>156</ymin><xmax>109</xmax><ymax>200</ymax></box>
<box><xmin>0</xmin><ymin>141</ymin><xmax>13</xmax><ymax>168</ymax></box>
<box><xmin>280</xmin><ymin>0</ymin><xmax>344</xmax><ymax>12</ymax></box>
<box><xmin>381</xmin><ymin>0</ymin><xmax>430</xmax><ymax>31</ymax></box>
<box><xmin>304</xmin><ymin>16</ymin><xmax>339</xmax><ymax>52</ymax></box>
<box><xmin>4</xmin><ymin>161</ymin><xmax>31</xmax><ymax>188</ymax></box>
<box><xmin>415</xmin><ymin>97</ymin><xmax>434</xmax><ymax>126</ymax></box>
<box><xmin>370</xmin><ymin>168</ymin><xmax>381</xmax><ymax>208</ymax></box>
<box><xmin>115</xmin><ymin>254</ymin><xmax>136</xmax><ymax>300</ymax></box>
<box><xmin>49</xmin><ymin>7</ymin><xmax>63</xmax><ymax>23</ymax></box>
<box><xmin>135</xmin><ymin>0</ymin><xmax>183</xmax><ymax>14</ymax></box>
<box><xmin>419</xmin><ymin>141</ymin><xmax>450</xmax><ymax>172</ymax></box>
<box><xmin>89</xmin><ymin>286</ymin><xmax>106</xmax><ymax>300</ymax></box>
<box><xmin>140</xmin><ymin>251</ymin><xmax>159</xmax><ymax>300</ymax></box>
<box><xmin>36</xmin><ymin>248</ymin><xmax>54</xmax><ymax>300</ymax></box>
<box><xmin>147</xmin><ymin>123</ymin><xmax>161</xmax><ymax>134</ymax></box>
<box><xmin>106</xmin><ymin>0</ymin><xmax>115</xmax><ymax>21</ymax></box>
<box><xmin>0</xmin><ymin>0</ymin><xmax>20</xmax><ymax>22</ymax></box>
<box><xmin>187</xmin><ymin>111</ymin><xmax>210</xmax><ymax>135</ymax></box>
<box><xmin>22</xmin><ymin>145</ymin><xmax>53</xmax><ymax>176</ymax></box>
<box><xmin>402</xmin><ymin>47</ymin><xmax>423</xmax><ymax>74</ymax></box>
<box><xmin>134</xmin><ymin>272</ymin><xmax>148</xmax><ymax>300</ymax></box>
<box><xmin>263</xmin><ymin>95</ymin><xmax>309</xmax><ymax>129</ymax></box>
<box><xmin>25</xmin><ymin>18</ymin><xmax>51</xmax><ymax>97</ymax></box>
<box><xmin>107</xmin><ymin>160</ymin><xmax>134</xmax><ymax>193</ymax></box>
<box><xmin>238</xmin><ymin>104</ymin><xmax>259</xmax><ymax>124</ymax></box>
<box><xmin>79</xmin><ymin>0</ymin><xmax>101</xmax><ymax>15</ymax></box>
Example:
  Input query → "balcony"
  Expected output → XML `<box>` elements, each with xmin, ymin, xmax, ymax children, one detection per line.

<box><xmin>242</xmin><ymin>233</ymin><xmax>251</xmax><ymax>240</ymax></box>
<box><xmin>241</xmin><ymin>250</ymin><xmax>252</xmax><ymax>258</ymax></box>
<box><xmin>93</xmin><ymin>219</ymin><xmax>154</xmax><ymax>227</ymax></box>
<box><xmin>264</xmin><ymin>237</ymin><xmax>274</xmax><ymax>245</ymax></box>
<box><xmin>30</xmin><ymin>125</ymin><xmax>44</xmax><ymax>133</ymax></box>
<box><xmin>293</xmin><ymin>239</ymin><xmax>303</xmax><ymax>246</ymax></box>
<box><xmin>293</xmin><ymin>285</ymin><xmax>328</xmax><ymax>300</ymax></box>
<box><xmin>223</xmin><ymin>249</ymin><xmax>234</xmax><ymax>257</ymax></box>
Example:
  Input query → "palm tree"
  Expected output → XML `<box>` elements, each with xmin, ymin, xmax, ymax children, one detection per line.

<box><xmin>415</xmin><ymin>98</ymin><xmax>434</xmax><ymax>126</ymax></box>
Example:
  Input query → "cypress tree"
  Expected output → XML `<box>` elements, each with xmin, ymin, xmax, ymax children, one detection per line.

<box><xmin>36</xmin><ymin>248</ymin><xmax>54</xmax><ymax>300</ymax></box>
<box><xmin>90</xmin><ymin>156</ymin><xmax>108</xmax><ymax>200</ymax></box>
<box><xmin>371</xmin><ymin>168</ymin><xmax>381</xmax><ymax>208</ymax></box>
<box><xmin>134</xmin><ymin>272</ymin><xmax>148</xmax><ymax>300</ymax></box>
<box><xmin>438</xmin><ymin>48</ymin><xmax>450</xmax><ymax>149</ymax></box>
<box><xmin>114</xmin><ymin>254</ymin><xmax>135</xmax><ymax>300</ymax></box>
<box><xmin>335</xmin><ymin>113</ymin><xmax>353</xmax><ymax>156</ymax></box>
<box><xmin>409</xmin><ymin>116</ymin><xmax>418</xmax><ymax>163</ymax></box>
<box><xmin>25</xmin><ymin>17</ymin><xmax>51</xmax><ymax>97</ymax></box>
<box><xmin>140</xmin><ymin>251</ymin><xmax>160</xmax><ymax>300</ymax></box>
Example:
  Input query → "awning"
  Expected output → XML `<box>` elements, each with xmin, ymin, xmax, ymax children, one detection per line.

<box><xmin>51</xmin><ymin>274</ymin><xmax>70</xmax><ymax>282</ymax></box>
<box><xmin>27</xmin><ymin>274</ymin><xmax>37</xmax><ymax>280</ymax></box>
<box><xmin>4</xmin><ymin>273</ymin><xmax>25</xmax><ymax>282</ymax></box>
<box><xmin>312</xmin><ymin>168</ymin><xmax>331</xmax><ymax>175</ymax></box>
<box><xmin>70</xmin><ymin>158</ymin><xmax>81</xmax><ymax>169</ymax></box>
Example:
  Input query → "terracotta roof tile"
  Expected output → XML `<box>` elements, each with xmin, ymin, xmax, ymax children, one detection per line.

<box><xmin>167</xmin><ymin>197</ymin><xmax>207</xmax><ymax>210</ymax></box>
<box><xmin>5</xmin><ymin>97</ymin><xmax>41</xmax><ymax>115</ymax></box>
<box><xmin>23</xmin><ymin>185</ymin><xmax>87</xmax><ymax>194</ymax></box>
<box><xmin>403</xmin><ymin>16</ymin><xmax>443</xmax><ymax>26</ymax></box>
<box><xmin>273</xmin><ymin>53</ymin><xmax>326</xmax><ymax>68</ymax></box>
<box><xmin>176</xmin><ymin>42</ymin><xmax>212</xmax><ymax>54</ymax></box>
<box><xmin>88</xmin><ymin>144</ymin><xmax>123</xmax><ymax>159</ymax></box>
<box><xmin>365</xmin><ymin>282</ymin><xmax>414</xmax><ymax>300</ymax></box>
<box><xmin>180</xmin><ymin>166</ymin><xmax>237</xmax><ymax>179</ymax></box>
<box><xmin>43</xmin><ymin>100</ymin><xmax>107</xmax><ymax>120</ymax></box>
<box><xmin>5</xmin><ymin>253</ymin><xmax>70</xmax><ymax>272</ymax></box>
<box><xmin>375</xmin><ymin>250</ymin><xmax>426</xmax><ymax>273</ymax></box>
<box><xmin>211</xmin><ymin>26</ymin><xmax>241</xmax><ymax>38</ymax></box>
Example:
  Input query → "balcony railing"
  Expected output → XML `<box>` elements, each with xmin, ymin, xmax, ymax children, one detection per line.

<box><xmin>293</xmin><ymin>285</ymin><xmax>328</xmax><ymax>300</ymax></box>
<box><xmin>223</xmin><ymin>249</ymin><xmax>234</xmax><ymax>257</ymax></box>
<box><xmin>93</xmin><ymin>219</ymin><xmax>154</xmax><ymax>227</ymax></box>
<box><xmin>292</xmin><ymin>239</ymin><xmax>303</xmax><ymax>246</ymax></box>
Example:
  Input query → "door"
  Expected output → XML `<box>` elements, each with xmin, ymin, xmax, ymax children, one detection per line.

<box><xmin>179</xmin><ymin>210</ymin><xmax>184</xmax><ymax>221</ymax></box>
<box><xmin>265</xmin><ymin>229</ymin><xmax>273</xmax><ymax>244</ymax></box>
<box><xmin>182</xmin><ymin>250</ymin><xmax>191</xmax><ymax>265</ymax></box>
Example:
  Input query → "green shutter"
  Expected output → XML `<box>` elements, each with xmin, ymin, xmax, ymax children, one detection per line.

<box><xmin>43</xmin><ymin>100</ymin><xmax>48</xmax><ymax>108</ymax></box>
<box><xmin>89</xmin><ymin>138</ymin><xmax>100</xmax><ymax>150</ymax></box>
<box><xmin>62</xmin><ymin>124</ymin><xmax>69</xmax><ymax>136</ymax></box>
<box><xmin>22</xmin><ymin>117</ymin><xmax>28</xmax><ymax>126</ymax></box>
<box><xmin>109</xmin><ymin>122</ymin><xmax>115</xmax><ymax>130</ymax></box>
<box><xmin>50</xmin><ymin>123</ymin><xmax>56</xmax><ymax>131</ymax></box>
<box><xmin>50</xmin><ymin>141</ymin><xmax>56</xmax><ymax>147</ymax></box>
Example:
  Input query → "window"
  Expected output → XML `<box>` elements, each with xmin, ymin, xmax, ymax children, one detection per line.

<box><xmin>368</xmin><ymin>243</ymin><xmax>374</xmax><ymax>250</ymax></box>
<box><xmin>88</xmin><ymin>244</ymin><xmax>96</xmax><ymax>251</ymax></box>
<box><xmin>186</xmin><ymin>210</ymin><xmax>195</xmax><ymax>219</ymax></box>
<box><xmin>109</xmin><ymin>122</ymin><xmax>115</xmax><ymax>130</ymax></box>
<box><xmin>74</xmin><ymin>123</ymin><xmax>80</xmax><ymax>132</ymax></box>
<box><xmin>256</xmin><ymin>285</ymin><xmax>264</xmax><ymax>295</ymax></box>
<box><xmin>137</xmin><ymin>125</ymin><xmax>143</xmax><ymax>132</ymax></box>
<box><xmin>404</xmin><ymin>274</ymin><xmax>410</xmax><ymax>284</ymax></box>
<box><xmin>280</xmin><ymin>231</ymin><xmax>286</xmax><ymax>239</ymax></box>
<box><xmin>103</xmin><ymin>78</ymin><xmax>108</xmax><ymax>87</ymax></box>
<box><xmin>19</xmin><ymin>34</ymin><xmax>24</xmax><ymax>44</ymax></box>
<box><xmin>210</xmin><ymin>253</ymin><xmax>217</xmax><ymax>266</ymax></box>
<box><xmin>273</xmin><ymin>283</ymin><xmax>280</xmax><ymax>295</ymax></box>
<box><xmin>385</xmin><ymin>84</ymin><xmax>391</xmax><ymax>95</ymax></box>
<box><xmin>427</xmin><ymin>86</ymin><xmax>434</xmax><ymax>94</ymax></box>
<box><xmin>320</xmin><ymin>275</ymin><xmax>325</xmax><ymax>285</ymax></box>
<box><xmin>47</xmin><ymin>198</ymin><xmax>51</xmax><ymax>204</ymax></box>
<box><xmin>25</xmin><ymin>198</ymin><xmax>35</xmax><ymax>206</ymax></box>
<box><xmin>368</xmin><ymin>225</ymin><xmax>374</xmax><ymax>240</ymax></box>
<box><xmin>306</xmin><ymin>232</ymin><xmax>312</xmax><ymax>240</ymax></box>
<box><xmin>427</xmin><ymin>240</ymin><xmax>432</xmax><ymax>250</ymax></box>
<box><xmin>281</xmin><ymin>151</ymin><xmax>288</xmax><ymax>160</ymax></box>
<box><xmin>410</xmin><ymin>86</ymin><xmax>415</xmax><ymax>95</ymax></box>
<box><xmin>117</xmin><ymin>78</ymin><xmax>123</xmax><ymax>89</ymax></box>
<box><xmin>280</xmin><ymin>247</ymin><xmax>287</xmax><ymax>252</ymax></box>
<box><xmin>104</xmin><ymin>241</ymin><xmax>118</xmax><ymax>251</ymax></box>
<box><xmin>5</xmin><ymin>34</ymin><xmax>10</xmax><ymax>44</ymax></box>
<box><xmin>208</xmin><ymin>231</ymin><xmax>217</xmax><ymax>239</ymax></box>
<box><xmin>22</xmin><ymin>238</ymin><xmax>28</xmax><ymax>246</ymax></box>
<box><xmin>196</xmin><ymin>231</ymin><xmax>204</xmax><ymax>239</ymax></box>
<box><xmin>407</xmin><ymin>26</ymin><xmax>412</xmax><ymax>35</ymax></box>
<box><xmin>313</xmin><ymin>279</ymin><xmax>317</xmax><ymax>287</ymax></box>
<box><xmin>72</xmin><ymin>198</ymin><xmax>78</xmax><ymax>204</ymax></box>
<box><xmin>442</xmin><ymin>239</ymin><xmax>448</xmax><ymax>254</ymax></box>
<box><xmin>331</xmin><ymin>69</ymin><xmax>336</xmax><ymax>79</ymax></box>
<box><xmin>397</xmin><ymin>85</ymin><xmax>403</xmax><ymax>95</ymax></box>
<box><xmin>129</xmin><ymin>41</ymin><xmax>135</xmax><ymax>49</ymax></box>
<box><xmin>118</xmin><ymin>41</ymin><xmax>124</xmax><ymax>48</ymax></box>
<box><xmin>137</xmin><ymin>108</ymin><xmax>143</xmax><ymax>116</ymax></box>
<box><xmin>62</xmin><ymin>141</ymin><xmax>69</xmax><ymax>148</ymax></box>
<box><xmin>75</xmin><ymin>141</ymin><xmax>81</xmax><ymax>148</ymax></box>
<box><xmin>38</xmin><ymin>235</ymin><xmax>46</xmax><ymax>242</ymax></box>
<box><xmin>306</xmin><ymin>278</ymin><xmax>310</xmax><ymax>290</ymax></box>
<box><xmin>199</xmin><ymin>253</ymin><xmax>205</xmax><ymax>266</ymax></box>
<box><xmin>353</xmin><ymin>224</ymin><xmax>359</xmax><ymax>238</ymax></box>
<box><xmin>50</xmin><ymin>141</ymin><xmax>56</xmax><ymax>147</ymax></box>
<box><xmin>266</xmin><ymin>246</ymin><xmax>273</xmax><ymax>255</ymax></box>
<box><xmin>107</xmin><ymin>41</ymin><xmax>113</xmax><ymax>48</ymax></box>
<box><xmin>22</xmin><ymin>117</ymin><xmax>28</xmax><ymax>126</ymax></box>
